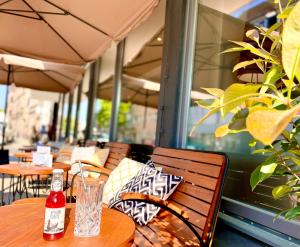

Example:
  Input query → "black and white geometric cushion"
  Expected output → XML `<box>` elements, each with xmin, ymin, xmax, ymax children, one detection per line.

<box><xmin>108</xmin><ymin>164</ymin><xmax>183</xmax><ymax>225</ymax></box>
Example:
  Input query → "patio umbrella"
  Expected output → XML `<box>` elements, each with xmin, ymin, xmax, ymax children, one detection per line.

<box><xmin>97</xmin><ymin>74</ymin><xmax>159</xmax><ymax>108</ymax></box>
<box><xmin>0</xmin><ymin>54</ymin><xmax>84</xmax><ymax>149</ymax></box>
<box><xmin>0</xmin><ymin>0</ymin><xmax>159</xmax><ymax>65</ymax></box>
<box><xmin>0</xmin><ymin>54</ymin><xmax>84</xmax><ymax>92</ymax></box>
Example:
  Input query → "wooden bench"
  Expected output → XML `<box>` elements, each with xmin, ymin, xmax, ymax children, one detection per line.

<box><xmin>118</xmin><ymin>147</ymin><xmax>228</xmax><ymax>247</ymax></box>
<box><xmin>68</xmin><ymin>142</ymin><xmax>131</xmax><ymax>201</ymax></box>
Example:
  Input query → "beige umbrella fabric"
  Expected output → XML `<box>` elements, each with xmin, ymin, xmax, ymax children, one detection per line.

<box><xmin>0</xmin><ymin>54</ymin><xmax>84</xmax><ymax>92</ymax></box>
<box><xmin>0</xmin><ymin>0</ymin><xmax>159</xmax><ymax>65</ymax></box>
<box><xmin>98</xmin><ymin>75</ymin><xmax>159</xmax><ymax>108</ymax></box>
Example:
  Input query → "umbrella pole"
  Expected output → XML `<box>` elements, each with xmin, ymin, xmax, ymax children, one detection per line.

<box><xmin>2</xmin><ymin>65</ymin><xmax>11</xmax><ymax>150</ymax></box>
<box><xmin>142</xmin><ymin>91</ymin><xmax>149</xmax><ymax>144</ymax></box>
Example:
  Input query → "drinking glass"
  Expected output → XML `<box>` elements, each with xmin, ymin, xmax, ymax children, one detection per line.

<box><xmin>74</xmin><ymin>177</ymin><xmax>105</xmax><ymax>237</ymax></box>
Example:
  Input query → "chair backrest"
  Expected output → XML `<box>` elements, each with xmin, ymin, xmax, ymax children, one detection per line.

<box><xmin>103</xmin><ymin>142</ymin><xmax>131</xmax><ymax>171</ymax></box>
<box><xmin>150</xmin><ymin>147</ymin><xmax>228</xmax><ymax>246</ymax></box>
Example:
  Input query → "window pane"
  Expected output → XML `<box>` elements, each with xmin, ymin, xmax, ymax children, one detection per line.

<box><xmin>187</xmin><ymin>1</ymin><xmax>292</xmax><ymax>214</ymax></box>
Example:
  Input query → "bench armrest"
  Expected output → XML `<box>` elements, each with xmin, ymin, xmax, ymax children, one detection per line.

<box><xmin>73</xmin><ymin>160</ymin><xmax>111</xmax><ymax>175</ymax></box>
<box><xmin>113</xmin><ymin>192</ymin><xmax>203</xmax><ymax>246</ymax></box>
<box><xmin>120</xmin><ymin>192</ymin><xmax>189</xmax><ymax>220</ymax></box>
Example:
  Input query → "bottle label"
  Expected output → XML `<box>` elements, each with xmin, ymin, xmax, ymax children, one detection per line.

<box><xmin>44</xmin><ymin>207</ymin><xmax>65</xmax><ymax>234</ymax></box>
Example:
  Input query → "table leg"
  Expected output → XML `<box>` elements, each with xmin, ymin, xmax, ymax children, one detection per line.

<box><xmin>37</xmin><ymin>175</ymin><xmax>40</xmax><ymax>197</ymax></box>
<box><xmin>12</xmin><ymin>176</ymin><xmax>17</xmax><ymax>201</ymax></box>
<box><xmin>1</xmin><ymin>173</ymin><xmax>4</xmax><ymax>206</ymax></box>
<box><xmin>18</xmin><ymin>175</ymin><xmax>23</xmax><ymax>199</ymax></box>
<box><xmin>65</xmin><ymin>171</ymin><xmax>69</xmax><ymax>190</ymax></box>
<box><xmin>23</xmin><ymin>176</ymin><xmax>28</xmax><ymax>198</ymax></box>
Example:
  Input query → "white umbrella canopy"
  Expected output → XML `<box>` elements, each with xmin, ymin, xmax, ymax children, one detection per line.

<box><xmin>0</xmin><ymin>0</ymin><xmax>159</xmax><ymax>65</ymax></box>
<box><xmin>0</xmin><ymin>54</ymin><xmax>84</xmax><ymax>92</ymax></box>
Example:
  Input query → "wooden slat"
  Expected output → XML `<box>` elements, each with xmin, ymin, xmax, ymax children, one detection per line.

<box><xmin>106</xmin><ymin>142</ymin><xmax>130</xmax><ymax>149</ymax></box>
<box><xmin>134</xmin><ymin>230</ymin><xmax>153</xmax><ymax>247</ymax></box>
<box><xmin>151</xmin><ymin>155</ymin><xmax>221</xmax><ymax>178</ymax></box>
<box><xmin>176</xmin><ymin>182</ymin><xmax>214</xmax><ymax>203</ymax></box>
<box><xmin>149</xmin><ymin>215</ymin><xmax>202</xmax><ymax>246</ymax></box>
<box><xmin>169</xmin><ymin>201</ymin><xmax>207</xmax><ymax>230</ymax></box>
<box><xmin>109</xmin><ymin>152</ymin><xmax>126</xmax><ymax>160</ymax></box>
<box><xmin>153</xmin><ymin>147</ymin><xmax>224</xmax><ymax>166</ymax></box>
<box><xmin>105</xmin><ymin>163</ymin><xmax>117</xmax><ymax>171</ymax></box>
<box><xmin>136</xmin><ymin>225</ymin><xmax>168</xmax><ymax>246</ymax></box>
<box><xmin>159</xmin><ymin>165</ymin><xmax>218</xmax><ymax>190</ymax></box>
<box><xmin>108</xmin><ymin>147</ymin><xmax>129</xmax><ymax>155</ymax></box>
<box><xmin>170</xmin><ymin>191</ymin><xmax>210</xmax><ymax>217</ymax></box>
<box><xmin>106</xmin><ymin>157</ymin><xmax>121</xmax><ymax>166</ymax></box>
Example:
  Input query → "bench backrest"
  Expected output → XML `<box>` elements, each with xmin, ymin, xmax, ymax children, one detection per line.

<box><xmin>103</xmin><ymin>142</ymin><xmax>131</xmax><ymax>171</ymax></box>
<box><xmin>150</xmin><ymin>147</ymin><xmax>228</xmax><ymax>246</ymax></box>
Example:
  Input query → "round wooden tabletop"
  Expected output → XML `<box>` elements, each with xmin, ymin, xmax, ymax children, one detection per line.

<box><xmin>0</xmin><ymin>203</ymin><xmax>135</xmax><ymax>247</ymax></box>
<box><xmin>0</xmin><ymin>163</ymin><xmax>70</xmax><ymax>176</ymax></box>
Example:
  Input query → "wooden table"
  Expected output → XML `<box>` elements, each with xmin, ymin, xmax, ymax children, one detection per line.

<box><xmin>0</xmin><ymin>203</ymin><xmax>135</xmax><ymax>247</ymax></box>
<box><xmin>14</xmin><ymin>152</ymin><xmax>59</xmax><ymax>162</ymax></box>
<box><xmin>0</xmin><ymin>163</ymin><xmax>70</xmax><ymax>204</ymax></box>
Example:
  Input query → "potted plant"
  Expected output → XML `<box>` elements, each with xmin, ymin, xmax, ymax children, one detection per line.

<box><xmin>192</xmin><ymin>0</ymin><xmax>300</xmax><ymax>220</ymax></box>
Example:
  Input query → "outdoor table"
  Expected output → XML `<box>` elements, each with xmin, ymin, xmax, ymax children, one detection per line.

<box><xmin>0</xmin><ymin>203</ymin><xmax>135</xmax><ymax>247</ymax></box>
<box><xmin>14</xmin><ymin>152</ymin><xmax>59</xmax><ymax>162</ymax></box>
<box><xmin>0</xmin><ymin>162</ymin><xmax>70</xmax><ymax>205</ymax></box>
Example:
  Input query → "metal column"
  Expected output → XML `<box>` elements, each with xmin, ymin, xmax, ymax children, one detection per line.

<box><xmin>58</xmin><ymin>93</ymin><xmax>65</xmax><ymax>140</ymax></box>
<box><xmin>74</xmin><ymin>81</ymin><xmax>82</xmax><ymax>139</ymax></box>
<box><xmin>65</xmin><ymin>91</ymin><xmax>74</xmax><ymax>139</ymax></box>
<box><xmin>155</xmin><ymin>0</ymin><xmax>197</xmax><ymax>148</ymax></box>
<box><xmin>51</xmin><ymin>102</ymin><xmax>59</xmax><ymax>141</ymax></box>
<box><xmin>109</xmin><ymin>39</ymin><xmax>125</xmax><ymax>142</ymax></box>
<box><xmin>1</xmin><ymin>65</ymin><xmax>11</xmax><ymax>150</ymax></box>
<box><xmin>85</xmin><ymin>59</ymin><xmax>101</xmax><ymax>140</ymax></box>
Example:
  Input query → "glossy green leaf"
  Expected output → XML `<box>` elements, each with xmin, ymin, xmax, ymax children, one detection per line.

<box><xmin>272</xmin><ymin>185</ymin><xmax>291</xmax><ymax>199</ymax></box>
<box><xmin>231</xmin><ymin>41</ymin><xmax>276</xmax><ymax>62</ymax></box>
<box><xmin>249</xmin><ymin>139</ymin><xmax>257</xmax><ymax>147</ymax></box>
<box><xmin>278</xmin><ymin>6</ymin><xmax>293</xmax><ymax>19</ymax></box>
<box><xmin>233</xmin><ymin>59</ymin><xmax>262</xmax><ymax>72</ymax></box>
<box><xmin>229</xmin><ymin>108</ymin><xmax>249</xmax><ymax>130</ymax></box>
<box><xmin>285</xmin><ymin>206</ymin><xmax>300</xmax><ymax>220</ymax></box>
<box><xmin>250</xmin><ymin>158</ymin><xmax>278</xmax><ymax>190</ymax></box>
<box><xmin>246</xmin><ymin>105</ymin><xmax>300</xmax><ymax>145</ymax></box>
<box><xmin>201</xmin><ymin>88</ymin><xmax>224</xmax><ymax>98</ymax></box>
<box><xmin>221</xmin><ymin>47</ymin><xmax>246</xmax><ymax>54</ymax></box>
<box><xmin>196</xmin><ymin>99</ymin><xmax>218</xmax><ymax>109</ymax></box>
<box><xmin>246</xmin><ymin>29</ymin><xmax>260</xmax><ymax>44</ymax></box>
<box><xmin>282</xmin><ymin>1</ymin><xmax>300</xmax><ymax>81</ymax></box>
<box><xmin>215</xmin><ymin>124</ymin><xmax>229</xmax><ymax>138</ymax></box>
<box><xmin>260</xmin><ymin>66</ymin><xmax>282</xmax><ymax>94</ymax></box>
<box><xmin>220</xmin><ymin>83</ymin><xmax>261</xmax><ymax>117</ymax></box>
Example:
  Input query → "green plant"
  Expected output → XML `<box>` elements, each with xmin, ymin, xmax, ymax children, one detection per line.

<box><xmin>192</xmin><ymin>0</ymin><xmax>300</xmax><ymax>220</ymax></box>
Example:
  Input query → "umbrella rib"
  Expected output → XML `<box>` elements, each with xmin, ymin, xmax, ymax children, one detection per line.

<box><xmin>0</xmin><ymin>8</ymin><xmax>67</xmax><ymax>15</ymax></box>
<box><xmin>22</xmin><ymin>0</ymin><xmax>86</xmax><ymax>63</ymax></box>
<box><xmin>0</xmin><ymin>10</ymin><xmax>40</xmax><ymax>20</ymax></box>
<box><xmin>44</xmin><ymin>0</ymin><xmax>112</xmax><ymax>38</ymax></box>
<box><xmin>40</xmin><ymin>70</ymin><xmax>70</xmax><ymax>92</ymax></box>
<box><xmin>0</xmin><ymin>0</ymin><xmax>13</xmax><ymax>7</ymax></box>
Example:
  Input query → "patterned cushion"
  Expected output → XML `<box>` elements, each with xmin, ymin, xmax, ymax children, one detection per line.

<box><xmin>109</xmin><ymin>164</ymin><xmax>183</xmax><ymax>225</ymax></box>
<box><xmin>102</xmin><ymin>158</ymin><xmax>144</xmax><ymax>204</ymax></box>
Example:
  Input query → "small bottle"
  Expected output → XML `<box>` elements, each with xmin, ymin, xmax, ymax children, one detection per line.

<box><xmin>43</xmin><ymin>169</ymin><xmax>66</xmax><ymax>241</ymax></box>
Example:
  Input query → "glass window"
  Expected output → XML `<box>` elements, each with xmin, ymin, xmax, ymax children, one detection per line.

<box><xmin>187</xmin><ymin>1</ymin><xmax>292</xmax><ymax>213</ymax></box>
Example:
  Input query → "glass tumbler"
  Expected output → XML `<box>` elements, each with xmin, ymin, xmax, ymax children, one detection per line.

<box><xmin>74</xmin><ymin>177</ymin><xmax>105</xmax><ymax>237</ymax></box>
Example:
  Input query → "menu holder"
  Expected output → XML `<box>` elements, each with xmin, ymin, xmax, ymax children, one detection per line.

<box><xmin>37</xmin><ymin>146</ymin><xmax>51</xmax><ymax>155</ymax></box>
<box><xmin>32</xmin><ymin>152</ymin><xmax>53</xmax><ymax>167</ymax></box>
